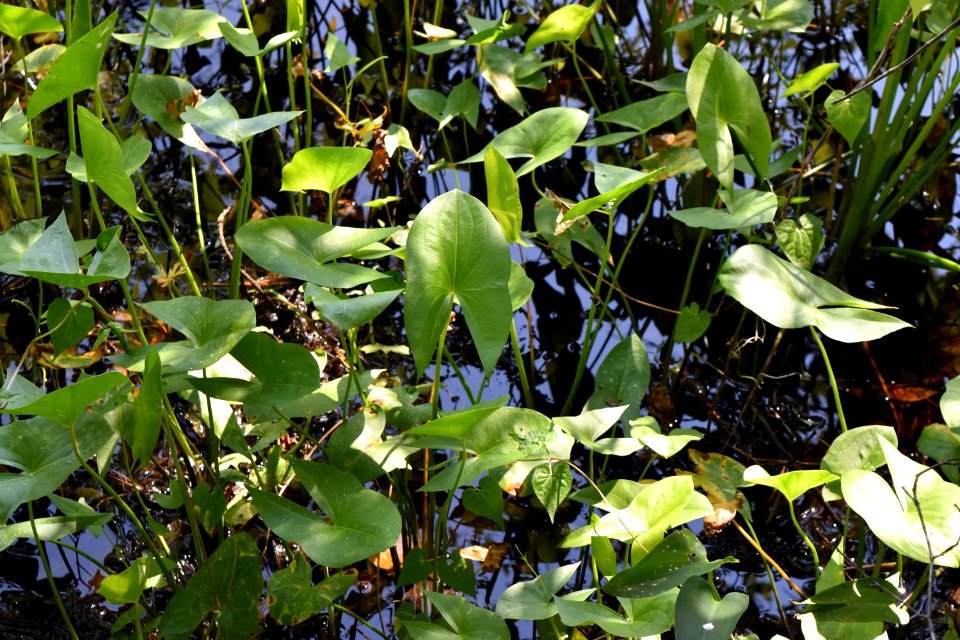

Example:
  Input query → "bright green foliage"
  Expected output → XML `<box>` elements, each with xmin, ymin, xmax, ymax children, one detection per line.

<box><xmin>1</xmin><ymin>372</ymin><xmax>127</xmax><ymax>424</ymax></box>
<box><xmin>783</xmin><ymin>62</ymin><xmax>839</xmax><ymax>98</ymax></box>
<box><xmin>495</xmin><ymin>562</ymin><xmax>580</xmax><ymax>620</ymax></box>
<box><xmin>306</xmin><ymin>278</ymin><xmax>404</xmax><ymax>331</ymax></box>
<box><xmin>0</xmin><ymin>218</ymin><xmax>45</xmax><ymax>275</ymax></box>
<box><xmin>605</xmin><ymin>530</ymin><xmax>736</xmax><ymax>598</ymax></box>
<box><xmin>842</xmin><ymin>438</ymin><xmax>960</xmax><ymax>567</ymax></box>
<box><xmin>0</xmin><ymin>512</ymin><xmax>112</xmax><ymax>553</ymax></box>
<box><xmin>156</xmin><ymin>533</ymin><xmax>262</xmax><ymax>639</ymax></box>
<box><xmin>674</xmin><ymin>303</ymin><xmax>712</xmax><ymax>343</ymax></box>
<box><xmin>821</xmin><ymin>425</ymin><xmax>897</xmax><ymax>474</ymax></box>
<box><xmin>128</xmin><ymin>350</ymin><xmax>163</xmax><ymax>466</ymax></box>
<box><xmin>824</xmin><ymin>89</ymin><xmax>870</xmax><ymax>146</ymax></box>
<box><xmin>0</xmin><ymin>102</ymin><xmax>57</xmax><ymax>159</ymax></box>
<box><xmin>98</xmin><ymin>555</ymin><xmax>175</xmax><ymax>605</ymax></box>
<box><xmin>404</xmin><ymin>190</ymin><xmax>513</xmax><ymax>376</ymax></box>
<box><xmin>671</xmin><ymin>188</ymin><xmax>777</xmax><ymax>230</ymax></box>
<box><xmin>219</xmin><ymin>22</ymin><xmax>297</xmax><ymax>57</ymax></box>
<box><xmin>461</xmin><ymin>107</ymin><xmax>589</xmax><ymax>176</ymax></box>
<box><xmin>595</xmin><ymin>93</ymin><xmax>689</xmax><ymax>131</ymax></box>
<box><xmin>131</xmin><ymin>75</ymin><xmax>199</xmax><ymax>140</ymax></box>
<box><xmin>630</xmin><ymin>417</ymin><xmax>702</xmax><ymax>458</ymax></box>
<box><xmin>409</xmin><ymin>80</ymin><xmax>480</xmax><ymax>131</ymax></box>
<box><xmin>403</xmin><ymin>591</ymin><xmax>510</xmax><ymax>640</ymax></box>
<box><xmin>250</xmin><ymin>460</ymin><xmax>401</xmax><ymax>567</ymax></box>
<box><xmin>113</xmin><ymin>8</ymin><xmax>226</xmax><ymax>49</ymax></box>
<box><xmin>675</xmin><ymin>577</ymin><xmax>749</xmax><ymax>640</ymax></box>
<box><xmin>77</xmin><ymin>107</ymin><xmax>147</xmax><ymax>219</ymax></box>
<box><xmin>181</xmin><ymin>92</ymin><xmax>303</xmax><ymax>144</ymax></box>
<box><xmin>267</xmin><ymin>559</ymin><xmax>356</xmax><ymax>625</ymax></box>
<box><xmin>555</xmin><ymin>591</ymin><xmax>677</xmax><ymax>637</ymax></box>
<box><xmin>281</xmin><ymin>146</ymin><xmax>373</xmax><ymax>193</ymax></box>
<box><xmin>562</xmin><ymin>170</ymin><xmax>661</xmax><ymax>224</ymax></box>
<box><xmin>718</xmin><ymin>244</ymin><xmax>911</xmax><ymax>342</ymax></box>
<box><xmin>28</xmin><ymin>13</ymin><xmax>116</xmax><ymax>119</ymax></box>
<box><xmin>586</xmin><ymin>334</ymin><xmax>650</xmax><ymax>422</ymax></box>
<box><xmin>14</xmin><ymin>216</ymin><xmax>131</xmax><ymax>287</ymax></box>
<box><xmin>555</xmin><ymin>406</ymin><xmax>642</xmax><ymax>456</ymax></box>
<box><xmin>532</xmin><ymin>462</ymin><xmax>573</xmax><ymax>522</ymax></box>
<box><xmin>776</xmin><ymin>213</ymin><xmax>825</xmax><ymax>270</ymax></box>
<box><xmin>0</xmin><ymin>5</ymin><xmax>62</xmax><ymax>39</ymax></box>
<box><xmin>484</xmin><ymin>146</ymin><xmax>523</xmax><ymax>243</ymax></box>
<box><xmin>687</xmin><ymin>44</ymin><xmax>772</xmax><ymax>190</ymax></box>
<box><xmin>461</xmin><ymin>474</ymin><xmax>505</xmax><ymax>528</ymax></box>
<box><xmin>740</xmin><ymin>0</ymin><xmax>815</xmax><ymax>32</ymax></box>
<box><xmin>112</xmin><ymin>297</ymin><xmax>255</xmax><ymax>372</ymax></box>
<box><xmin>524</xmin><ymin>1</ymin><xmax>600</xmax><ymax>53</ymax></box>
<box><xmin>324</xmin><ymin>33</ymin><xmax>359</xmax><ymax>72</ymax></box>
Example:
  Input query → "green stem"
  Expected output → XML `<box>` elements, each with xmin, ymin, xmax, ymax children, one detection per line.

<box><xmin>29</xmin><ymin>502</ymin><xmax>79</xmax><ymax>640</ymax></box>
<box><xmin>135</xmin><ymin>171</ymin><xmax>202</xmax><ymax>296</ymax></box>
<box><xmin>116</xmin><ymin>0</ymin><xmax>158</xmax><ymax>131</ymax></box>
<box><xmin>1</xmin><ymin>155</ymin><xmax>25</xmax><ymax>220</ymax></box>
<box><xmin>810</xmin><ymin>327</ymin><xmax>846</xmax><ymax>433</ymax></box>
<box><xmin>188</xmin><ymin>149</ymin><xmax>212</xmax><ymax>281</ymax></box>
<box><xmin>510</xmin><ymin>320</ymin><xmax>535</xmax><ymax>408</ymax></box>
<box><xmin>788</xmin><ymin>500</ymin><xmax>820</xmax><ymax>574</ymax></box>
<box><xmin>228</xmin><ymin>140</ymin><xmax>254</xmax><ymax>299</ymax></box>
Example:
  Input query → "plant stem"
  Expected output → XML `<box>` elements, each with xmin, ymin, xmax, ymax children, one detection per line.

<box><xmin>788</xmin><ymin>500</ymin><xmax>820</xmax><ymax>574</ymax></box>
<box><xmin>810</xmin><ymin>327</ymin><xmax>847</xmax><ymax>433</ymax></box>
<box><xmin>28</xmin><ymin>502</ymin><xmax>79</xmax><ymax>640</ymax></box>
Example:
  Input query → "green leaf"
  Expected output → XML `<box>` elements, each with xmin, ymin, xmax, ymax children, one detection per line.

<box><xmin>418</xmin><ymin>591</ymin><xmax>510</xmax><ymax>640</ymax></box>
<box><xmin>586</xmin><ymin>334</ymin><xmax>650</xmax><ymax>422</ymax></box>
<box><xmin>841</xmin><ymin>438</ymin><xmax>960</xmax><ymax>567</ymax></box>
<box><xmin>461</xmin><ymin>474</ymin><xmax>505</xmax><ymax>529</ymax></box>
<box><xmin>804</xmin><ymin>579</ymin><xmax>907</xmax><ymax>625</ymax></box>
<box><xmin>219</xmin><ymin>22</ymin><xmax>296</xmax><ymax>57</ymax></box>
<box><xmin>131</xmin><ymin>74</ymin><xmax>198</xmax><ymax>141</ymax></box>
<box><xmin>281</xmin><ymin>146</ymin><xmax>373</xmax><ymax>193</ymax></box>
<box><xmin>268</xmin><ymin>559</ymin><xmax>357</xmax><ymax>625</ymax></box>
<box><xmin>524</xmin><ymin>1</ymin><xmax>600</xmax><ymax>53</ymax></box>
<box><xmin>305</xmin><ymin>278</ymin><xmax>404</xmax><ymax>331</ymax></box>
<box><xmin>47</xmin><ymin>298</ymin><xmax>94</xmax><ymax>356</ymax></box>
<box><xmin>554</xmin><ymin>406</ymin><xmax>642</xmax><ymax>456</ymax></box>
<box><xmin>0</xmin><ymin>512</ymin><xmax>112</xmax><ymax>553</ymax></box>
<box><xmin>404</xmin><ymin>190</ymin><xmax>513</xmax><ymax>376</ymax></box>
<box><xmin>0</xmin><ymin>218</ymin><xmax>45</xmax><ymax>276</ymax></box>
<box><xmin>629</xmin><ymin>416</ymin><xmax>702</xmax><ymax>458</ymax></box>
<box><xmin>11</xmin><ymin>44</ymin><xmax>65</xmax><ymax>77</ymax></box>
<box><xmin>484</xmin><ymin>146</ymin><xmax>523</xmax><ymax>244</ymax></box>
<box><xmin>555</xmin><ymin>591</ymin><xmax>677</xmax><ymax>637</ymax></box>
<box><xmin>244</xmin><ymin>369</ymin><xmax>380</xmax><ymax>422</ymax></box>
<box><xmin>743</xmin><ymin>466</ymin><xmax>837</xmax><ymax>501</ymax></box>
<box><xmin>129</xmin><ymin>350</ymin><xmax>163</xmax><ymax>466</ymax></box>
<box><xmin>595</xmin><ymin>93</ymin><xmax>689</xmax><ymax>131</ymax></box>
<box><xmin>675</xmin><ymin>576</ymin><xmax>749</xmax><ymax>640</ymax></box>
<box><xmin>825</xmin><ymin>89</ymin><xmax>870</xmax><ymax>146</ymax></box>
<box><xmin>687</xmin><ymin>43</ymin><xmax>772</xmax><ymax>189</ymax></box>
<box><xmin>670</xmin><ymin>188</ymin><xmax>777</xmax><ymax>230</ymax></box>
<box><xmin>181</xmin><ymin>92</ymin><xmax>303</xmax><ymax>145</ymax></box>
<box><xmin>27</xmin><ymin>13</ymin><xmax>116</xmax><ymax>120</ymax></box>
<box><xmin>111</xmin><ymin>297</ymin><xmax>255</xmax><ymax>372</ymax></box>
<box><xmin>98</xmin><ymin>555</ymin><xmax>175</xmax><ymax>605</ymax></box>
<box><xmin>188</xmin><ymin>331</ymin><xmax>321</xmax><ymax>404</ymax></box>
<box><xmin>532</xmin><ymin>462</ymin><xmax>573</xmax><ymax>523</ymax></box>
<box><xmin>776</xmin><ymin>213</ymin><xmax>824</xmax><ymax>270</ymax></box>
<box><xmin>156</xmin><ymin>533</ymin><xmax>261</xmax><ymax>640</ymax></box>
<box><xmin>508</xmin><ymin>261</ymin><xmax>534</xmax><ymax>311</ymax></box>
<box><xmin>674</xmin><ymin>302</ymin><xmax>712</xmax><ymax>343</ymax></box>
<box><xmin>739</xmin><ymin>0</ymin><xmax>815</xmax><ymax>32</ymax></box>
<box><xmin>495</xmin><ymin>562</ymin><xmax>580</xmax><ymax>620</ymax></box>
<box><xmin>561</xmin><ymin>171</ymin><xmax>661</xmax><ymax>224</ymax></box>
<box><xmin>113</xmin><ymin>8</ymin><xmax>226</xmax><ymax>49</ymax></box>
<box><xmin>326</xmin><ymin>405</ymin><xmax>417</xmax><ymax>482</ymax></box>
<box><xmin>461</xmin><ymin>107</ymin><xmax>589</xmax><ymax>176</ymax></box>
<box><xmin>250</xmin><ymin>460</ymin><xmax>401</xmax><ymax>567</ymax></box>
<box><xmin>0</xmin><ymin>415</ymin><xmax>115</xmax><ymax>519</ymax></box>
<box><xmin>236</xmin><ymin>216</ymin><xmax>398</xmax><ymax>284</ymax></box>
<box><xmin>717</xmin><ymin>244</ymin><xmax>912</xmax><ymax>342</ymax></box>
<box><xmin>821</xmin><ymin>425</ymin><xmax>898</xmax><ymax>475</ymax></box>
<box><xmin>442</xmin><ymin>80</ymin><xmax>481</xmax><ymax>130</ymax></box>
<box><xmin>0</xmin><ymin>5</ymin><xmax>62</xmax><ymax>39</ymax></box>
<box><xmin>783</xmin><ymin>62</ymin><xmax>839</xmax><ymax>98</ymax></box>
<box><xmin>942</xmin><ymin>375</ymin><xmax>960</xmax><ymax>429</ymax></box>
<box><xmin>2</xmin><ymin>372</ymin><xmax>127</xmax><ymax>425</ymax></box>
<box><xmin>408</xmin><ymin>89</ymin><xmax>446</xmax><ymax>122</ymax></box>
<box><xmin>918</xmin><ymin>423</ymin><xmax>960</xmax><ymax>483</ymax></box>
<box><xmin>324</xmin><ymin>32</ymin><xmax>360</xmax><ymax>72</ymax></box>
<box><xmin>77</xmin><ymin>107</ymin><xmax>146</xmax><ymax>219</ymax></box>
<box><xmin>605</xmin><ymin>529</ymin><xmax>737</xmax><ymax>598</ymax></box>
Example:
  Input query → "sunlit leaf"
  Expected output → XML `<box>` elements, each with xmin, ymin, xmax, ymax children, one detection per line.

<box><xmin>595</xmin><ymin>93</ymin><xmax>689</xmax><ymax>131</ymax></box>
<box><xmin>718</xmin><ymin>244</ymin><xmax>912</xmax><ymax>342</ymax></box>
<box><xmin>113</xmin><ymin>7</ymin><xmax>225</xmax><ymax>49</ymax></box>
<box><xmin>524</xmin><ymin>0</ymin><xmax>600</xmax><ymax>53</ymax></box>
<box><xmin>740</xmin><ymin>0</ymin><xmax>815</xmax><ymax>32</ymax></box>
<box><xmin>484</xmin><ymin>146</ymin><xmax>523</xmax><ymax>243</ymax></box>
<box><xmin>674</xmin><ymin>576</ymin><xmax>749</xmax><ymax>640</ymax></box>
<box><xmin>629</xmin><ymin>416</ymin><xmax>702</xmax><ymax>458</ymax></box>
<box><xmin>219</xmin><ymin>22</ymin><xmax>297</xmax><ymax>57</ymax></box>
<box><xmin>687</xmin><ymin>43</ymin><xmax>771</xmax><ymax>189</ymax></box>
<box><xmin>586</xmin><ymin>334</ymin><xmax>650</xmax><ymax>422</ymax></box>
<box><xmin>98</xmin><ymin>555</ymin><xmax>175</xmax><ymax>605</ymax></box>
<box><xmin>405</xmin><ymin>190</ymin><xmax>513</xmax><ymax>376</ymax></box>
<box><xmin>77</xmin><ymin>107</ymin><xmax>147</xmax><ymax>219</ymax></box>
<box><xmin>305</xmin><ymin>278</ymin><xmax>404</xmax><ymax>331</ymax></box>
<box><xmin>783</xmin><ymin>62</ymin><xmax>839</xmax><ymax>98</ymax></box>
<box><xmin>776</xmin><ymin>213</ymin><xmax>824</xmax><ymax>270</ymax></box>
<box><xmin>28</xmin><ymin>13</ymin><xmax>117</xmax><ymax>120</ymax></box>
<box><xmin>461</xmin><ymin>107</ymin><xmax>589</xmax><ymax>176</ymax></box>
<box><xmin>670</xmin><ymin>188</ymin><xmax>777</xmax><ymax>230</ymax></box>
<box><xmin>281</xmin><ymin>146</ymin><xmax>372</xmax><ymax>193</ymax></box>
<box><xmin>496</xmin><ymin>562</ymin><xmax>580</xmax><ymax>620</ymax></box>
<box><xmin>821</xmin><ymin>425</ymin><xmax>897</xmax><ymax>475</ymax></box>
<box><xmin>743</xmin><ymin>466</ymin><xmax>837</xmax><ymax>501</ymax></box>
<box><xmin>0</xmin><ymin>5</ymin><xmax>62</xmax><ymax>39</ymax></box>
<box><xmin>182</xmin><ymin>92</ymin><xmax>303</xmax><ymax>145</ymax></box>
<box><xmin>825</xmin><ymin>89</ymin><xmax>869</xmax><ymax>146</ymax></box>
<box><xmin>556</xmin><ymin>591</ymin><xmax>677</xmax><ymax>637</ymax></box>
<box><xmin>131</xmin><ymin>74</ymin><xmax>199</xmax><ymax>141</ymax></box>
<box><xmin>532</xmin><ymin>462</ymin><xmax>573</xmax><ymax>523</ymax></box>
<box><xmin>324</xmin><ymin>32</ymin><xmax>359</xmax><ymax>72</ymax></box>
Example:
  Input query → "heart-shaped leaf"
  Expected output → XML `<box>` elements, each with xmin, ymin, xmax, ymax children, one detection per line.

<box><xmin>0</xmin><ymin>218</ymin><xmax>45</xmax><ymax>276</ymax></box>
<box><xmin>821</xmin><ymin>425</ymin><xmax>898</xmax><ymax>475</ymax></box>
<box><xmin>776</xmin><ymin>213</ymin><xmax>825</xmax><ymax>270</ymax></box>
<box><xmin>496</xmin><ymin>562</ymin><xmax>580</xmax><ymax>620</ymax></box>
<box><xmin>524</xmin><ymin>1</ymin><xmax>599</xmax><ymax>53</ymax></box>
<box><xmin>825</xmin><ymin>89</ymin><xmax>870</xmax><ymax>146</ymax></box>
<box><xmin>47</xmin><ymin>297</ymin><xmax>94</xmax><ymax>356</ymax></box>
<box><xmin>556</xmin><ymin>591</ymin><xmax>677</xmax><ymax>637</ymax></box>
<box><xmin>267</xmin><ymin>559</ymin><xmax>357</xmax><ymax>625</ymax></box>
<box><xmin>405</xmin><ymin>190</ymin><xmax>513</xmax><ymax>376</ymax></box>
<box><xmin>675</xmin><ymin>576</ymin><xmax>749</xmax><ymax>640</ymax></box>
<box><xmin>783</xmin><ymin>62</ymin><xmax>839</xmax><ymax>98</ymax></box>
<box><xmin>131</xmin><ymin>75</ymin><xmax>199</xmax><ymax>141</ymax></box>
<box><xmin>743</xmin><ymin>466</ymin><xmax>837</xmax><ymax>501</ymax></box>
<box><xmin>586</xmin><ymin>333</ymin><xmax>650</xmax><ymax>422</ymax></box>
<box><xmin>17</xmin><ymin>216</ymin><xmax>131</xmax><ymax>288</ymax></box>
<box><xmin>113</xmin><ymin>8</ymin><xmax>225</xmax><ymax>49</ymax></box>
<box><xmin>718</xmin><ymin>244</ymin><xmax>911</xmax><ymax>342</ymax></box>
<box><xmin>250</xmin><ymin>460</ymin><xmax>401</xmax><ymax>567</ymax></box>
<box><xmin>595</xmin><ymin>92</ymin><xmax>690</xmax><ymax>131</ymax></box>
<box><xmin>532</xmin><ymin>462</ymin><xmax>573</xmax><ymax>523</ymax></box>
<box><xmin>305</xmin><ymin>278</ymin><xmax>404</xmax><ymax>331</ymax></box>
<box><xmin>670</xmin><ymin>188</ymin><xmax>777</xmax><ymax>230</ymax></box>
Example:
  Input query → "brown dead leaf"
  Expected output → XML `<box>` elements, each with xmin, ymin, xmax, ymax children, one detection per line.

<box><xmin>887</xmin><ymin>384</ymin><xmax>939</xmax><ymax>403</ymax></box>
